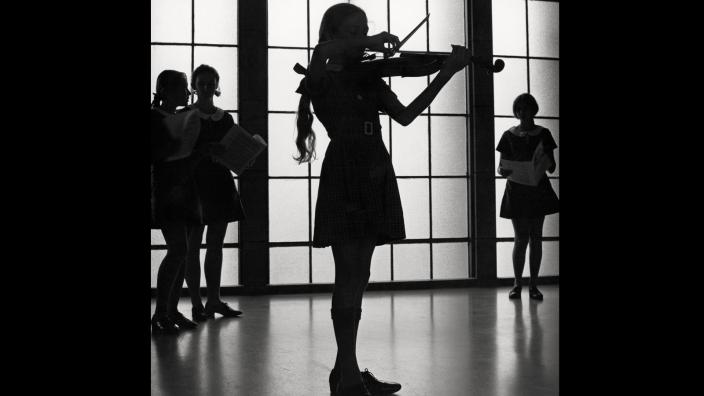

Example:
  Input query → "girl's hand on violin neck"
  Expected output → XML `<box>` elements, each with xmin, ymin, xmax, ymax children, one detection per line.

<box><xmin>367</xmin><ymin>32</ymin><xmax>401</xmax><ymax>57</ymax></box>
<box><xmin>442</xmin><ymin>45</ymin><xmax>471</xmax><ymax>74</ymax></box>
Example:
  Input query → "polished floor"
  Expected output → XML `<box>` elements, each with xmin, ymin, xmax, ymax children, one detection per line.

<box><xmin>151</xmin><ymin>286</ymin><xmax>558</xmax><ymax>396</ymax></box>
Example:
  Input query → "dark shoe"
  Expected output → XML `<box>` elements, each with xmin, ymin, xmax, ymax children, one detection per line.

<box><xmin>151</xmin><ymin>315</ymin><xmax>178</xmax><ymax>335</ymax></box>
<box><xmin>192</xmin><ymin>305</ymin><xmax>212</xmax><ymax>322</ymax></box>
<box><xmin>508</xmin><ymin>286</ymin><xmax>522</xmax><ymax>299</ymax></box>
<box><xmin>361</xmin><ymin>369</ymin><xmax>401</xmax><ymax>395</ymax></box>
<box><xmin>173</xmin><ymin>311</ymin><xmax>198</xmax><ymax>330</ymax></box>
<box><xmin>529</xmin><ymin>286</ymin><xmax>544</xmax><ymax>300</ymax></box>
<box><xmin>205</xmin><ymin>301</ymin><xmax>242</xmax><ymax>317</ymax></box>
<box><xmin>330</xmin><ymin>368</ymin><xmax>401</xmax><ymax>395</ymax></box>
<box><xmin>335</xmin><ymin>380</ymin><xmax>372</xmax><ymax>396</ymax></box>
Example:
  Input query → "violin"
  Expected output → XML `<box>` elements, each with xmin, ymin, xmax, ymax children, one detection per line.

<box><xmin>294</xmin><ymin>46</ymin><xmax>504</xmax><ymax>79</ymax></box>
<box><xmin>349</xmin><ymin>46</ymin><xmax>505</xmax><ymax>78</ymax></box>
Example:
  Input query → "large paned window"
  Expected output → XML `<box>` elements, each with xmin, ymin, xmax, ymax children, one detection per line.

<box><xmin>267</xmin><ymin>0</ymin><xmax>473</xmax><ymax>285</ymax></box>
<box><xmin>150</xmin><ymin>0</ymin><xmax>241</xmax><ymax>287</ymax></box>
<box><xmin>492</xmin><ymin>0</ymin><xmax>559</xmax><ymax>278</ymax></box>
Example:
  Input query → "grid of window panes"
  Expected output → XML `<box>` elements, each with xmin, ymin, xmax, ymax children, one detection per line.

<box><xmin>267</xmin><ymin>0</ymin><xmax>473</xmax><ymax>285</ymax></box>
<box><xmin>150</xmin><ymin>0</ymin><xmax>241</xmax><ymax>287</ymax></box>
<box><xmin>492</xmin><ymin>0</ymin><xmax>559</xmax><ymax>278</ymax></box>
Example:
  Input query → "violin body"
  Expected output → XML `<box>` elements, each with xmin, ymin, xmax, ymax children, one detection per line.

<box><xmin>345</xmin><ymin>46</ymin><xmax>504</xmax><ymax>78</ymax></box>
<box><xmin>293</xmin><ymin>46</ymin><xmax>504</xmax><ymax>80</ymax></box>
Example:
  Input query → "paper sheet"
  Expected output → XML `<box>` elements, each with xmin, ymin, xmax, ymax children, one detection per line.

<box><xmin>161</xmin><ymin>110</ymin><xmax>201</xmax><ymax>161</ymax></box>
<box><xmin>213</xmin><ymin>125</ymin><xmax>267</xmax><ymax>175</ymax></box>
<box><xmin>500</xmin><ymin>141</ymin><xmax>550</xmax><ymax>186</ymax></box>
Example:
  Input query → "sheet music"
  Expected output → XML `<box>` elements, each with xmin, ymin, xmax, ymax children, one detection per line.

<box><xmin>213</xmin><ymin>125</ymin><xmax>267</xmax><ymax>175</ymax></box>
<box><xmin>162</xmin><ymin>110</ymin><xmax>201</xmax><ymax>161</ymax></box>
<box><xmin>500</xmin><ymin>141</ymin><xmax>550</xmax><ymax>186</ymax></box>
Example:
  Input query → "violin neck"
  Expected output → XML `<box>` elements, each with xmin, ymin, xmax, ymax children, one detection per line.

<box><xmin>397</xmin><ymin>50</ymin><xmax>451</xmax><ymax>56</ymax></box>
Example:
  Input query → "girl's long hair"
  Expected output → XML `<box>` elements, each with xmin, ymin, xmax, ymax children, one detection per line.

<box><xmin>294</xmin><ymin>3</ymin><xmax>365</xmax><ymax>164</ymax></box>
<box><xmin>152</xmin><ymin>70</ymin><xmax>186</xmax><ymax>107</ymax></box>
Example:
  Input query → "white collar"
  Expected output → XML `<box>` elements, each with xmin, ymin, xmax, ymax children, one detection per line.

<box><xmin>187</xmin><ymin>106</ymin><xmax>225</xmax><ymax>121</ymax></box>
<box><xmin>510</xmin><ymin>125</ymin><xmax>542</xmax><ymax>137</ymax></box>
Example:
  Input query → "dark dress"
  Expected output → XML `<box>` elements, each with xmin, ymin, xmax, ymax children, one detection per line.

<box><xmin>496</xmin><ymin>126</ymin><xmax>559</xmax><ymax>219</ymax></box>
<box><xmin>299</xmin><ymin>70</ymin><xmax>406</xmax><ymax>247</ymax></box>
<box><xmin>185</xmin><ymin>106</ymin><xmax>246</xmax><ymax>224</ymax></box>
<box><xmin>150</xmin><ymin>107</ymin><xmax>203</xmax><ymax>228</ymax></box>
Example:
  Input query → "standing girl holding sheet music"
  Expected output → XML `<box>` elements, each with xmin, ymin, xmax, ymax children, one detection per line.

<box><xmin>496</xmin><ymin>93</ymin><xmax>559</xmax><ymax>300</ymax></box>
<box><xmin>151</xmin><ymin>70</ymin><xmax>201</xmax><ymax>334</ymax></box>
<box><xmin>182</xmin><ymin>64</ymin><xmax>245</xmax><ymax>321</ymax></box>
<box><xmin>293</xmin><ymin>4</ymin><xmax>473</xmax><ymax>395</ymax></box>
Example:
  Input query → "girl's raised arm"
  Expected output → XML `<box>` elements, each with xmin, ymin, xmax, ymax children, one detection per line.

<box><xmin>379</xmin><ymin>45</ymin><xmax>470</xmax><ymax>126</ymax></box>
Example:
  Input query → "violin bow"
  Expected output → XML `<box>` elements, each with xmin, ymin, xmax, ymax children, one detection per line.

<box><xmin>391</xmin><ymin>13</ymin><xmax>430</xmax><ymax>57</ymax></box>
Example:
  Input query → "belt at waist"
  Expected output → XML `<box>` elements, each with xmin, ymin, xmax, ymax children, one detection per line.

<box><xmin>328</xmin><ymin>121</ymin><xmax>382</xmax><ymax>140</ymax></box>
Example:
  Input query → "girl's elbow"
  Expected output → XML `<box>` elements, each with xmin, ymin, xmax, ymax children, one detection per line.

<box><xmin>394</xmin><ymin>113</ymin><xmax>413</xmax><ymax>126</ymax></box>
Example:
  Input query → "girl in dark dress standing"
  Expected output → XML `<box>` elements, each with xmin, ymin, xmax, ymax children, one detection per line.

<box><xmin>496</xmin><ymin>93</ymin><xmax>559</xmax><ymax>300</ymax></box>
<box><xmin>150</xmin><ymin>70</ymin><xmax>201</xmax><ymax>334</ymax></box>
<box><xmin>183</xmin><ymin>64</ymin><xmax>246</xmax><ymax>321</ymax></box>
<box><xmin>294</xmin><ymin>4</ymin><xmax>472</xmax><ymax>395</ymax></box>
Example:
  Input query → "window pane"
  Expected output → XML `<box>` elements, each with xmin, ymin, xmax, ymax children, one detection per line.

<box><xmin>392</xmin><ymin>117</ymin><xmax>429</xmax><ymax>176</ymax></box>
<box><xmin>550</xmin><ymin>178</ymin><xmax>559</xmax><ymax>200</ymax></box>
<box><xmin>312</xmin><ymin>247</ymin><xmax>334</xmax><ymax>284</ymax></box>
<box><xmin>528</xmin><ymin>1</ymin><xmax>559</xmax><ymax>58</ymax></box>
<box><xmin>390</xmin><ymin>0</ymin><xmax>428</xmax><ymax>52</ymax></box>
<box><xmin>496</xmin><ymin>241</ymin><xmax>513</xmax><ymax>278</ymax></box>
<box><xmin>429</xmin><ymin>70</ymin><xmax>467</xmax><ymax>114</ymax></box>
<box><xmin>195</xmin><ymin>0</ymin><xmax>237</xmax><ymax>45</ymax></box>
<box><xmin>151</xmin><ymin>0</ymin><xmax>191</xmax><ymax>43</ymax></box>
<box><xmin>397</xmin><ymin>179</ymin><xmax>430</xmax><ymax>239</ymax></box>
<box><xmin>311</xmin><ymin>178</ymin><xmax>319</xmax><ymax>233</ymax></box>
<box><xmin>151</xmin><ymin>250</ymin><xmax>166</xmax><ymax>288</ymax></box>
<box><xmin>219</xmin><ymin>248</ymin><xmax>240</xmax><ymax>286</ymax></box>
<box><xmin>492</xmin><ymin>0</ymin><xmax>526</xmax><ymax>56</ymax></box>
<box><xmin>529</xmin><ymin>59</ymin><xmax>559</xmax><ymax>117</ymax></box>
<box><xmin>309</xmin><ymin>0</ymin><xmax>344</xmax><ymax>46</ymax></box>
<box><xmin>537</xmin><ymin>118</ymin><xmax>559</xmax><ymax>176</ymax></box>
<box><xmin>540</xmin><ymin>241</ymin><xmax>559</xmax><ymax>276</ymax></box>
<box><xmin>351</xmin><ymin>0</ymin><xmax>388</xmax><ymax>35</ymax></box>
<box><xmin>151</xmin><ymin>46</ymin><xmax>191</xmax><ymax>102</ymax></box>
<box><xmin>544</xmin><ymin>212</ymin><xmax>559</xmax><ymax>238</ymax></box>
<box><xmin>370</xmin><ymin>245</ymin><xmax>391</xmax><ymax>282</ymax></box>
<box><xmin>270</xmin><ymin>247</ymin><xmax>309</xmax><ymax>284</ymax></box>
<box><xmin>394</xmin><ymin>244</ymin><xmax>430</xmax><ymax>280</ymax></box>
<box><xmin>269</xmin><ymin>48</ymin><xmax>309</xmax><ymax>111</ymax></box>
<box><xmin>494</xmin><ymin>116</ymin><xmax>517</xmax><ymax>170</ymax></box>
<box><xmin>269</xmin><ymin>0</ymin><xmax>307</xmax><ymax>47</ymax></box>
<box><xmin>389</xmin><ymin>76</ymin><xmax>428</xmax><ymax>115</ymax></box>
<box><xmin>224</xmin><ymin>222</ymin><xmax>240</xmax><ymax>244</ymax></box>
<box><xmin>269</xmin><ymin>113</ymin><xmax>307</xmax><ymax>176</ymax></box>
<box><xmin>431</xmin><ymin>116</ymin><xmax>467</xmax><ymax>176</ymax></box>
<box><xmin>269</xmin><ymin>180</ymin><xmax>310</xmax><ymax>242</ymax></box>
<box><xmin>493</xmin><ymin>58</ymin><xmax>528</xmax><ymax>116</ymax></box>
<box><xmin>432</xmin><ymin>178</ymin><xmax>468</xmax><ymax>238</ymax></box>
<box><xmin>194</xmin><ymin>46</ymin><xmax>238</xmax><ymax>110</ymax></box>
<box><xmin>495</xmin><ymin>178</ymin><xmax>513</xmax><ymax>238</ymax></box>
<box><xmin>428</xmin><ymin>0</ymin><xmax>466</xmax><ymax>52</ymax></box>
<box><xmin>267</xmin><ymin>0</ymin><xmax>307</xmax><ymax>47</ymax></box>
<box><xmin>432</xmin><ymin>242</ymin><xmax>469</xmax><ymax>279</ymax></box>
<box><xmin>151</xmin><ymin>230</ymin><xmax>165</xmax><ymax>246</ymax></box>
<box><xmin>497</xmin><ymin>241</ymin><xmax>558</xmax><ymax>278</ymax></box>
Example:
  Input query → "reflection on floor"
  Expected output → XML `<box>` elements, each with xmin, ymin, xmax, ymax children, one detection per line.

<box><xmin>151</xmin><ymin>286</ymin><xmax>558</xmax><ymax>396</ymax></box>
